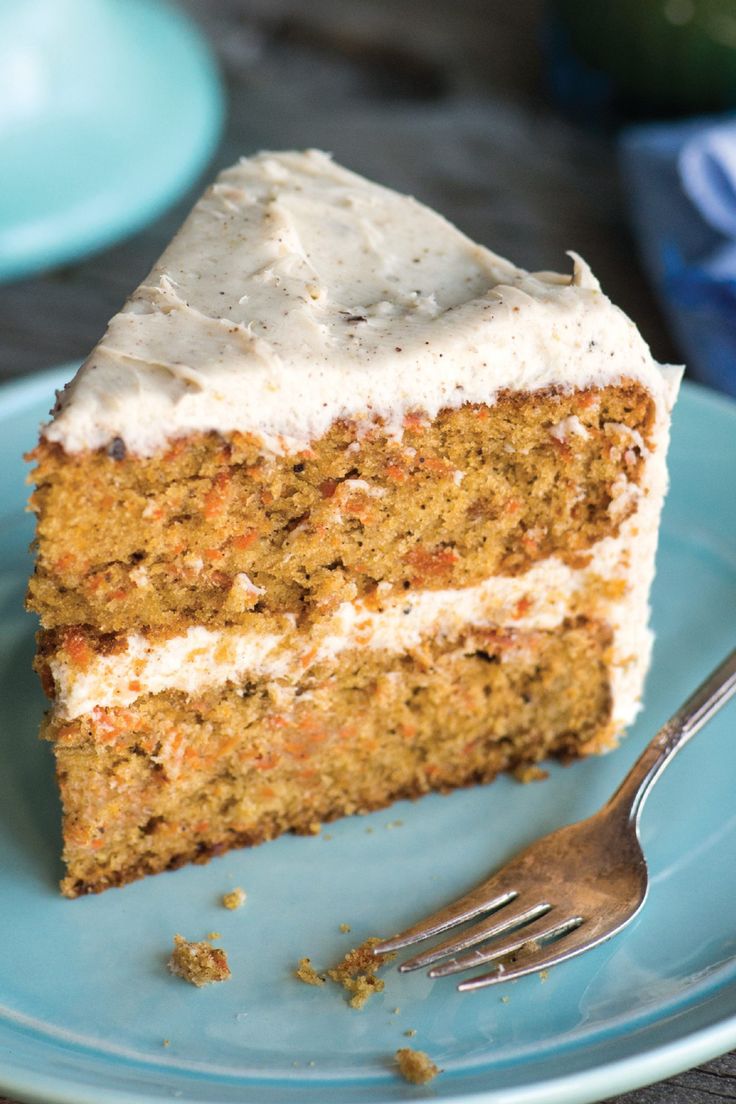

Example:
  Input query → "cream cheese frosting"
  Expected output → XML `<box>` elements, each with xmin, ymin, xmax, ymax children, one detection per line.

<box><xmin>43</xmin><ymin>149</ymin><xmax>679</xmax><ymax>457</ymax></box>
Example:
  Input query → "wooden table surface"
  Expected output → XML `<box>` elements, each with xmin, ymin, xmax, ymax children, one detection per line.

<box><xmin>1</xmin><ymin>2</ymin><xmax>734</xmax><ymax>1101</ymax></box>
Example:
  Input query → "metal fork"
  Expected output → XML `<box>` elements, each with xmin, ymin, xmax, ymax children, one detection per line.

<box><xmin>373</xmin><ymin>647</ymin><xmax>736</xmax><ymax>991</ymax></box>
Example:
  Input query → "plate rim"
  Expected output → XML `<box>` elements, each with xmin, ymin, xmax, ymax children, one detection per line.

<box><xmin>1</xmin><ymin>367</ymin><xmax>735</xmax><ymax>1104</ymax></box>
<box><xmin>0</xmin><ymin>1011</ymin><xmax>736</xmax><ymax>1104</ymax></box>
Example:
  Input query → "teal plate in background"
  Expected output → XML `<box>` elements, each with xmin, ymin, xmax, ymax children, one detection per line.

<box><xmin>0</xmin><ymin>0</ymin><xmax>223</xmax><ymax>282</ymax></box>
<box><xmin>0</xmin><ymin>370</ymin><xmax>735</xmax><ymax>1104</ymax></box>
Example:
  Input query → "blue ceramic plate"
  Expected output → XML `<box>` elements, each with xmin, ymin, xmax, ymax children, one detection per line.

<box><xmin>0</xmin><ymin>0</ymin><xmax>223</xmax><ymax>282</ymax></box>
<box><xmin>0</xmin><ymin>369</ymin><xmax>735</xmax><ymax>1104</ymax></box>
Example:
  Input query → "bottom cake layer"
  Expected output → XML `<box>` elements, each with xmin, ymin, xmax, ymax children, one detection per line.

<box><xmin>47</xmin><ymin>618</ymin><xmax>616</xmax><ymax>896</ymax></box>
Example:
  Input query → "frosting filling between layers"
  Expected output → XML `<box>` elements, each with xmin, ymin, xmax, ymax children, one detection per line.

<box><xmin>50</xmin><ymin>507</ymin><xmax>658</xmax><ymax>730</ymax></box>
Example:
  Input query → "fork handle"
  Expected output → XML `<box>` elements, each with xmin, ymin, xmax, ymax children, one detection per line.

<box><xmin>607</xmin><ymin>647</ymin><xmax>736</xmax><ymax>827</ymax></box>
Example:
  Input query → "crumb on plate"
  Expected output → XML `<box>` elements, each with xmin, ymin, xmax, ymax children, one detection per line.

<box><xmin>395</xmin><ymin>1048</ymin><xmax>440</xmax><ymax>1085</ymax></box>
<box><xmin>222</xmin><ymin>887</ymin><xmax>246</xmax><ymax>910</ymax></box>
<box><xmin>168</xmin><ymin>934</ymin><xmax>231</xmax><ymax>987</ymax></box>
<box><xmin>328</xmin><ymin>936</ymin><xmax>396</xmax><ymax>1009</ymax></box>
<box><xmin>295</xmin><ymin>957</ymin><xmax>326</xmax><ymax>987</ymax></box>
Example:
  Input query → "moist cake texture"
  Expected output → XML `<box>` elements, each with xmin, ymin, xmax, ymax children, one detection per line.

<box><xmin>26</xmin><ymin>150</ymin><xmax>681</xmax><ymax>896</ymax></box>
<box><xmin>30</xmin><ymin>384</ymin><xmax>654</xmax><ymax>632</ymax></box>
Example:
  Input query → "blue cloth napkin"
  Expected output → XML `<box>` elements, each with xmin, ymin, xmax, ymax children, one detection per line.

<box><xmin>620</xmin><ymin>114</ymin><xmax>736</xmax><ymax>398</ymax></box>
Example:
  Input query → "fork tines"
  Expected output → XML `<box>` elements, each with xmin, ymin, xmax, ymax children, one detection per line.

<box><xmin>434</xmin><ymin>913</ymin><xmax>585</xmax><ymax>989</ymax></box>
<box><xmin>374</xmin><ymin>889</ymin><xmax>586</xmax><ymax>991</ymax></box>
<box><xmin>374</xmin><ymin>887</ymin><xmax>518</xmax><ymax>958</ymax></box>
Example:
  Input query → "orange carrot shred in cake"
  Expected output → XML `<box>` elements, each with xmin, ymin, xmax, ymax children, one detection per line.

<box><xmin>26</xmin><ymin>150</ymin><xmax>681</xmax><ymax>897</ymax></box>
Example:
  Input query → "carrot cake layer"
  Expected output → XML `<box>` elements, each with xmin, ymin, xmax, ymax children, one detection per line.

<box><xmin>27</xmin><ymin>150</ymin><xmax>681</xmax><ymax>896</ymax></box>
<box><xmin>47</xmin><ymin>618</ymin><xmax>613</xmax><ymax>896</ymax></box>
<box><xmin>28</xmin><ymin>382</ymin><xmax>654</xmax><ymax>633</ymax></box>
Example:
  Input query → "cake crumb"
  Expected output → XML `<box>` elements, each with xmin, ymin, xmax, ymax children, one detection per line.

<box><xmin>395</xmin><ymin>1048</ymin><xmax>440</xmax><ymax>1085</ymax></box>
<box><xmin>162</xmin><ymin>1039</ymin><xmax>170</xmax><ymax>1047</ymax></box>
<box><xmin>513</xmin><ymin>764</ymin><xmax>550</xmax><ymax>784</ymax></box>
<box><xmin>323</xmin><ymin>833</ymin><xmax>333</xmax><ymax>840</ymax></box>
<box><xmin>404</xmin><ymin>1029</ymin><xmax>417</xmax><ymax>1038</ymax></box>
<box><xmin>206</xmin><ymin>931</ymin><xmax>221</xmax><ymax>941</ymax></box>
<box><xmin>393</xmin><ymin>1007</ymin><xmax>401</xmax><ymax>1014</ymax></box>
<box><xmin>339</xmin><ymin>923</ymin><xmax>352</xmax><ymax>933</ymax></box>
<box><xmin>222</xmin><ymin>887</ymin><xmax>246</xmax><ymax>910</ymax></box>
<box><xmin>168</xmin><ymin>934</ymin><xmax>231</xmax><ymax>987</ymax></box>
<box><xmin>501</xmin><ymin>995</ymin><xmax>510</xmax><ymax>1004</ymax></box>
<box><xmin>348</xmin><ymin>977</ymin><xmax>376</xmax><ymax>1008</ymax></box>
<box><xmin>539</xmin><ymin>969</ymin><xmax>549</xmax><ymax>982</ymax></box>
<box><xmin>295</xmin><ymin>957</ymin><xmax>326</xmax><ymax>987</ymax></box>
<box><xmin>328</xmin><ymin>936</ymin><xmax>396</xmax><ymax>1009</ymax></box>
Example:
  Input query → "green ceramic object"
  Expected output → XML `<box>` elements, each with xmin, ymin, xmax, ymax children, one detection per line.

<box><xmin>555</xmin><ymin>0</ymin><xmax>736</xmax><ymax>113</ymax></box>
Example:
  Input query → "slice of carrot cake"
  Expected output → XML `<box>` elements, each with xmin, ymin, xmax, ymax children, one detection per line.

<box><xmin>26</xmin><ymin>150</ymin><xmax>681</xmax><ymax>896</ymax></box>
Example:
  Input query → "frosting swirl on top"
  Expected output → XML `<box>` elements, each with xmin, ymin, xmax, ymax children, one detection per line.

<box><xmin>43</xmin><ymin>149</ymin><xmax>677</xmax><ymax>456</ymax></box>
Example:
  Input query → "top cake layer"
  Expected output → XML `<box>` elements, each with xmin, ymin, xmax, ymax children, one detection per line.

<box><xmin>43</xmin><ymin>150</ymin><xmax>678</xmax><ymax>457</ymax></box>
